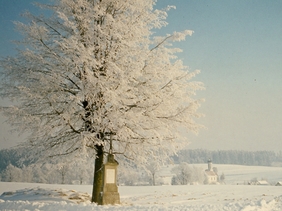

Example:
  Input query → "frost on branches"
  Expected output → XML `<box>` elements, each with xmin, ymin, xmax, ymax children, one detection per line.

<box><xmin>0</xmin><ymin>0</ymin><xmax>204</xmax><ymax>167</ymax></box>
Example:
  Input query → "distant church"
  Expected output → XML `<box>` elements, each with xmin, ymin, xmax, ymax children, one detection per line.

<box><xmin>204</xmin><ymin>159</ymin><xmax>218</xmax><ymax>184</ymax></box>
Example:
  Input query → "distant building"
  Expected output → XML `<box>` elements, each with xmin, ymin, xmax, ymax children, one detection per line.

<box><xmin>157</xmin><ymin>164</ymin><xmax>176</xmax><ymax>185</ymax></box>
<box><xmin>275</xmin><ymin>181</ymin><xmax>282</xmax><ymax>186</ymax></box>
<box><xmin>256</xmin><ymin>180</ymin><xmax>269</xmax><ymax>186</ymax></box>
<box><xmin>248</xmin><ymin>180</ymin><xmax>269</xmax><ymax>186</ymax></box>
<box><xmin>204</xmin><ymin>159</ymin><xmax>218</xmax><ymax>184</ymax></box>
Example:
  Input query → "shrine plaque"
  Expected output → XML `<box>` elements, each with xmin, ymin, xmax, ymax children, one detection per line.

<box><xmin>106</xmin><ymin>169</ymin><xmax>115</xmax><ymax>184</ymax></box>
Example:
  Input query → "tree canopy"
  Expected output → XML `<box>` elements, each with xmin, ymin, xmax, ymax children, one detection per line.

<box><xmin>0</xmin><ymin>0</ymin><xmax>204</xmax><ymax>166</ymax></box>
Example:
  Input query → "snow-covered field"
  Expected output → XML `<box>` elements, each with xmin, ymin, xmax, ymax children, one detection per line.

<box><xmin>1</xmin><ymin>164</ymin><xmax>282</xmax><ymax>211</ymax></box>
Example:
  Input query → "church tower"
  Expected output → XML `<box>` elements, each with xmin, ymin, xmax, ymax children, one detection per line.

<box><xmin>208</xmin><ymin>159</ymin><xmax>212</xmax><ymax>171</ymax></box>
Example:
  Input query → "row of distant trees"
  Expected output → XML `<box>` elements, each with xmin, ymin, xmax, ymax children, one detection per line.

<box><xmin>0</xmin><ymin>162</ymin><xmax>92</xmax><ymax>184</ymax></box>
<box><xmin>1</xmin><ymin>148</ymin><xmax>282</xmax><ymax>175</ymax></box>
<box><xmin>174</xmin><ymin>149</ymin><xmax>282</xmax><ymax>166</ymax></box>
<box><xmin>0</xmin><ymin>148</ymin><xmax>156</xmax><ymax>185</ymax></box>
<box><xmin>0</xmin><ymin>156</ymin><xmax>155</xmax><ymax>186</ymax></box>
<box><xmin>1</xmin><ymin>160</ymin><xmax>224</xmax><ymax>186</ymax></box>
<box><xmin>1</xmin><ymin>148</ymin><xmax>280</xmax><ymax>185</ymax></box>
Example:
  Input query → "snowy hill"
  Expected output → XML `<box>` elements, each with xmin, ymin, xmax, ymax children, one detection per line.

<box><xmin>211</xmin><ymin>164</ymin><xmax>282</xmax><ymax>185</ymax></box>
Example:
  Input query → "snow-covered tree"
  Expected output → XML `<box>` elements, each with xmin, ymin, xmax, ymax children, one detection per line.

<box><xmin>72</xmin><ymin>159</ymin><xmax>92</xmax><ymax>185</ymax></box>
<box><xmin>171</xmin><ymin>162</ymin><xmax>191</xmax><ymax>185</ymax></box>
<box><xmin>32</xmin><ymin>164</ymin><xmax>49</xmax><ymax>183</ymax></box>
<box><xmin>118</xmin><ymin>166</ymin><xmax>139</xmax><ymax>186</ymax></box>
<box><xmin>190</xmin><ymin>166</ymin><xmax>205</xmax><ymax>184</ymax></box>
<box><xmin>145</xmin><ymin>160</ymin><xmax>160</xmax><ymax>186</ymax></box>
<box><xmin>171</xmin><ymin>163</ymin><xmax>204</xmax><ymax>185</ymax></box>
<box><xmin>2</xmin><ymin>164</ymin><xmax>22</xmax><ymax>182</ymax></box>
<box><xmin>0</xmin><ymin>0</ymin><xmax>204</xmax><ymax>203</ymax></box>
<box><xmin>57</xmin><ymin>164</ymin><xmax>69</xmax><ymax>184</ymax></box>
<box><xmin>21</xmin><ymin>165</ymin><xmax>34</xmax><ymax>183</ymax></box>
<box><xmin>220</xmin><ymin>172</ymin><xmax>226</xmax><ymax>184</ymax></box>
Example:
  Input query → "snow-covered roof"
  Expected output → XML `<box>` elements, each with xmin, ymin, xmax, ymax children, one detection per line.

<box><xmin>205</xmin><ymin>170</ymin><xmax>217</xmax><ymax>176</ymax></box>
<box><xmin>257</xmin><ymin>180</ymin><xmax>269</xmax><ymax>185</ymax></box>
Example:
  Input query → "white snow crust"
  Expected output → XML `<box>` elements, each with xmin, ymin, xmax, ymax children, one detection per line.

<box><xmin>1</xmin><ymin>164</ymin><xmax>282</xmax><ymax>210</ymax></box>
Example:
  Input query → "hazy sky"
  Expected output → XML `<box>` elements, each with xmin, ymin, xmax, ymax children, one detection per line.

<box><xmin>1</xmin><ymin>0</ymin><xmax>282</xmax><ymax>152</ymax></box>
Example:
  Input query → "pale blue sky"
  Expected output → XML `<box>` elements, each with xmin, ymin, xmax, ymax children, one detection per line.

<box><xmin>1</xmin><ymin>0</ymin><xmax>282</xmax><ymax>151</ymax></box>
<box><xmin>156</xmin><ymin>0</ymin><xmax>282</xmax><ymax>151</ymax></box>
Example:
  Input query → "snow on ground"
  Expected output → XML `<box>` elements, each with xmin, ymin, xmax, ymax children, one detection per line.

<box><xmin>1</xmin><ymin>164</ymin><xmax>282</xmax><ymax>210</ymax></box>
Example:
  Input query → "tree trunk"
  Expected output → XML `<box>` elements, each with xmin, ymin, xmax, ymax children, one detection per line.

<box><xmin>91</xmin><ymin>144</ymin><xmax>104</xmax><ymax>204</ymax></box>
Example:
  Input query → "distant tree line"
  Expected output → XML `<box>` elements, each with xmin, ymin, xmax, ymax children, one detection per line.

<box><xmin>0</xmin><ymin>149</ymin><xmax>24</xmax><ymax>170</ymax></box>
<box><xmin>0</xmin><ymin>148</ymin><xmax>151</xmax><ymax>185</ymax></box>
<box><xmin>1</xmin><ymin>148</ymin><xmax>282</xmax><ymax>184</ymax></box>
<box><xmin>174</xmin><ymin>149</ymin><xmax>282</xmax><ymax>166</ymax></box>
<box><xmin>0</xmin><ymin>162</ymin><xmax>94</xmax><ymax>184</ymax></box>
<box><xmin>1</xmin><ymin>148</ymin><xmax>282</xmax><ymax>174</ymax></box>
